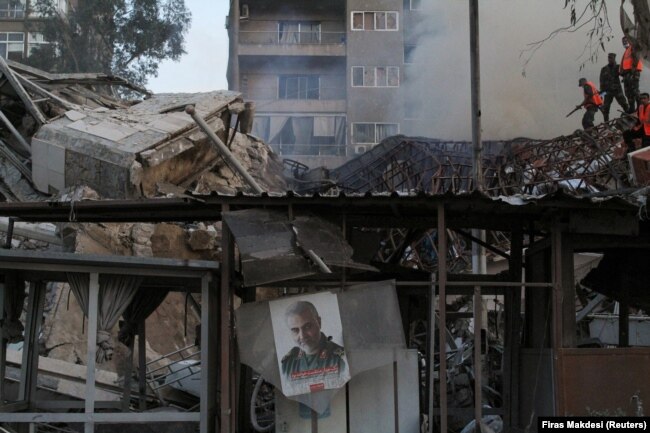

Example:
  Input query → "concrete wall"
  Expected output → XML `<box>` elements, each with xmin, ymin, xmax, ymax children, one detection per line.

<box><xmin>346</xmin><ymin>0</ymin><xmax>405</xmax><ymax>149</ymax></box>
<box><xmin>234</xmin><ymin>0</ymin><xmax>418</xmax><ymax>167</ymax></box>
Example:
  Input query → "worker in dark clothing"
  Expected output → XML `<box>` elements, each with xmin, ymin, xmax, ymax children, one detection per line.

<box><xmin>576</xmin><ymin>78</ymin><xmax>603</xmax><ymax>130</ymax></box>
<box><xmin>600</xmin><ymin>52</ymin><xmax>629</xmax><ymax>121</ymax></box>
<box><xmin>620</xmin><ymin>36</ymin><xmax>643</xmax><ymax>113</ymax></box>
<box><xmin>623</xmin><ymin>92</ymin><xmax>650</xmax><ymax>152</ymax></box>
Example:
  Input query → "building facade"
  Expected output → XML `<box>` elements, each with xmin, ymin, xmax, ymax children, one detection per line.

<box><xmin>228</xmin><ymin>0</ymin><xmax>422</xmax><ymax>168</ymax></box>
<box><xmin>0</xmin><ymin>0</ymin><xmax>68</xmax><ymax>62</ymax></box>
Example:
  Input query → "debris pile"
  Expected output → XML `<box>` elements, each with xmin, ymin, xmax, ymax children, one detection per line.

<box><xmin>0</xmin><ymin>60</ymin><xmax>286</xmax><ymax>377</ymax></box>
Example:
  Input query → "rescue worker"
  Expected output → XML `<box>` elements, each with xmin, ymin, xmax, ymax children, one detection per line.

<box><xmin>575</xmin><ymin>77</ymin><xmax>603</xmax><ymax>130</ymax></box>
<box><xmin>620</xmin><ymin>36</ymin><xmax>643</xmax><ymax>113</ymax></box>
<box><xmin>281</xmin><ymin>301</ymin><xmax>347</xmax><ymax>382</ymax></box>
<box><xmin>623</xmin><ymin>92</ymin><xmax>650</xmax><ymax>152</ymax></box>
<box><xmin>600</xmin><ymin>52</ymin><xmax>629</xmax><ymax>121</ymax></box>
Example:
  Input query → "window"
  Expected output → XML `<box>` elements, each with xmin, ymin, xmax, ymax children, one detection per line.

<box><xmin>255</xmin><ymin>115</ymin><xmax>346</xmax><ymax>156</ymax></box>
<box><xmin>352</xmin><ymin>123</ymin><xmax>399</xmax><ymax>144</ymax></box>
<box><xmin>278</xmin><ymin>21</ymin><xmax>321</xmax><ymax>44</ymax></box>
<box><xmin>351</xmin><ymin>11</ymin><xmax>398</xmax><ymax>31</ymax></box>
<box><xmin>0</xmin><ymin>0</ymin><xmax>24</xmax><ymax>18</ymax></box>
<box><xmin>351</xmin><ymin>66</ymin><xmax>399</xmax><ymax>87</ymax></box>
<box><xmin>27</xmin><ymin>32</ymin><xmax>48</xmax><ymax>56</ymax></box>
<box><xmin>404</xmin><ymin>45</ymin><xmax>416</xmax><ymax>64</ymax></box>
<box><xmin>279</xmin><ymin>75</ymin><xmax>319</xmax><ymax>100</ymax></box>
<box><xmin>405</xmin><ymin>0</ymin><xmax>422</xmax><ymax>10</ymax></box>
<box><xmin>0</xmin><ymin>32</ymin><xmax>24</xmax><ymax>61</ymax></box>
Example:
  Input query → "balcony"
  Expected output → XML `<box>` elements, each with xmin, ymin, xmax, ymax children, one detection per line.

<box><xmin>239</xmin><ymin>31</ymin><xmax>346</xmax><ymax>57</ymax></box>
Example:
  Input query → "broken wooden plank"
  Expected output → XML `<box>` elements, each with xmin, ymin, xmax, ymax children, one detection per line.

<box><xmin>14</xmin><ymin>72</ymin><xmax>80</xmax><ymax>111</ymax></box>
<box><xmin>0</xmin><ymin>139</ymin><xmax>31</xmax><ymax>179</ymax></box>
<box><xmin>0</xmin><ymin>110</ymin><xmax>31</xmax><ymax>154</ymax></box>
<box><xmin>0</xmin><ymin>56</ymin><xmax>47</xmax><ymax>125</ymax></box>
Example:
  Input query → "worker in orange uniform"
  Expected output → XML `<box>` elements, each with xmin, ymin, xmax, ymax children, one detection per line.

<box><xmin>620</xmin><ymin>36</ymin><xmax>643</xmax><ymax>113</ymax></box>
<box><xmin>623</xmin><ymin>92</ymin><xmax>650</xmax><ymax>152</ymax></box>
<box><xmin>575</xmin><ymin>78</ymin><xmax>603</xmax><ymax>130</ymax></box>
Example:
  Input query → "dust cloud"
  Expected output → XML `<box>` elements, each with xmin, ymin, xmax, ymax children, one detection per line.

<box><xmin>403</xmin><ymin>0</ymin><xmax>650</xmax><ymax>140</ymax></box>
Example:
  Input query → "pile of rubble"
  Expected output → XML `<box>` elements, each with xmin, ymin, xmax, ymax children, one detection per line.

<box><xmin>0</xmin><ymin>58</ymin><xmax>286</xmax><ymax>374</ymax></box>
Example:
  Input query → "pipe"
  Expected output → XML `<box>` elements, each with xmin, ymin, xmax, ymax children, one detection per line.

<box><xmin>307</xmin><ymin>249</ymin><xmax>332</xmax><ymax>274</ymax></box>
<box><xmin>0</xmin><ymin>110</ymin><xmax>31</xmax><ymax>154</ymax></box>
<box><xmin>185</xmin><ymin>105</ymin><xmax>264</xmax><ymax>194</ymax></box>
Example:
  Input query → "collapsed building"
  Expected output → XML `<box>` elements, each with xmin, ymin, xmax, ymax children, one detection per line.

<box><xmin>0</xmin><ymin>57</ymin><xmax>648</xmax><ymax>433</ymax></box>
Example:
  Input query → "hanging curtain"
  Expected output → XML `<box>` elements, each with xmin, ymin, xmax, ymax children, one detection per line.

<box><xmin>118</xmin><ymin>287</ymin><xmax>169</xmax><ymax>348</ymax></box>
<box><xmin>268</xmin><ymin>116</ymin><xmax>290</xmax><ymax>143</ymax></box>
<box><xmin>278</xmin><ymin>22</ymin><xmax>299</xmax><ymax>44</ymax></box>
<box><xmin>1</xmin><ymin>272</ymin><xmax>25</xmax><ymax>344</ymax></box>
<box><xmin>313</xmin><ymin>116</ymin><xmax>335</xmax><ymax>137</ymax></box>
<box><xmin>67</xmin><ymin>273</ymin><xmax>143</xmax><ymax>364</ymax></box>
<box><xmin>251</xmin><ymin>116</ymin><xmax>270</xmax><ymax>142</ymax></box>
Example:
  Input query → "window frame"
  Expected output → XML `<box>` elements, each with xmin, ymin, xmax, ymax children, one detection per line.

<box><xmin>0</xmin><ymin>0</ymin><xmax>25</xmax><ymax>19</ymax></box>
<box><xmin>27</xmin><ymin>32</ymin><xmax>48</xmax><ymax>57</ymax></box>
<box><xmin>351</xmin><ymin>11</ymin><xmax>399</xmax><ymax>31</ymax></box>
<box><xmin>351</xmin><ymin>66</ymin><xmax>400</xmax><ymax>88</ymax></box>
<box><xmin>278</xmin><ymin>74</ymin><xmax>321</xmax><ymax>100</ymax></box>
<box><xmin>0</xmin><ymin>32</ymin><xmax>24</xmax><ymax>60</ymax></box>
<box><xmin>352</xmin><ymin>122</ymin><xmax>400</xmax><ymax>144</ymax></box>
<box><xmin>277</xmin><ymin>21</ymin><xmax>322</xmax><ymax>44</ymax></box>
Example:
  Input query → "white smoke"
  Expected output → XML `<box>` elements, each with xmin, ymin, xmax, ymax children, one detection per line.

<box><xmin>403</xmin><ymin>0</ymin><xmax>650</xmax><ymax>140</ymax></box>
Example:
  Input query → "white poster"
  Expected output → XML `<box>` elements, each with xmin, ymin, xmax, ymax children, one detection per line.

<box><xmin>269</xmin><ymin>292</ymin><xmax>351</xmax><ymax>396</ymax></box>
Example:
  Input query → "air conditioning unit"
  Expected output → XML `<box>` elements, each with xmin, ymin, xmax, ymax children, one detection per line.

<box><xmin>354</xmin><ymin>145</ymin><xmax>367</xmax><ymax>154</ymax></box>
<box><xmin>240</xmin><ymin>4</ymin><xmax>249</xmax><ymax>19</ymax></box>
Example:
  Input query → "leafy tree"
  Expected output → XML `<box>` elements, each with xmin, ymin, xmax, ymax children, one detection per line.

<box><xmin>26</xmin><ymin>0</ymin><xmax>191</xmax><ymax>87</ymax></box>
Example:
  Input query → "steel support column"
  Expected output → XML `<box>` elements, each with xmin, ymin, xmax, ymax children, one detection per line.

<box><xmin>138</xmin><ymin>321</ymin><xmax>147</xmax><ymax>411</ymax></box>
<box><xmin>436</xmin><ymin>204</ymin><xmax>448</xmax><ymax>433</ymax></box>
<box><xmin>220</xmin><ymin>205</ymin><xmax>234</xmax><ymax>433</ymax></box>
<box><xmin>85</xmin><ymin>273</ymin><xmax>99</xmax><ymax>433</ymax></box>
<box><xmin>0</xmin><ymin>273</ymin><xmax>7</xmax><ymax>401</ymax></box>
<box><xmin>200</xmin><ymin>273</ymin><xmax>217</xmax><ymax>433</ymax></box>
<box><xmin>18</xmin><ymin>281</ymin><xmax>45</xmax><ymax>406</ymax></box>
<box><xmin>503</xmin><ymin>228</ymin><xmax>523</xmax><ymax>430</ymax></box>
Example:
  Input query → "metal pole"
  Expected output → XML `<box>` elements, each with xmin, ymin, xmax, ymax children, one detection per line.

<box><xmin>0</xmin><ymin>110</ymin><xmax>31</xmax><ymax>154</ymax></box>
<box><xmin>470</xmin><ymin>0</ymin><xmax>483</xmax><ymax>190</ymax></box>
<box><xmin>185</xmin><ymin>105</ymin><xmax>264</xmax><ymax>195</ymax></box>
<box><xmin>228</xmin><ymin>0</ymin><xmax>240</xmax><ymax>91</ymax></box>
<box><xmin>470</xmin><ymin>2</ymin><xmax>485</xmax><ymax>431</ymax></box>
<box><xmin>436</xmin><ymin>204</ymin><xmax>448</xmax><ymax>433</ymax></box>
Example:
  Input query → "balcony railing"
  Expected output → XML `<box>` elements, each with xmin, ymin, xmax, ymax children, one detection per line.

<box><xmin>240</xmin><ymin>31</ymin><xmax>346</xmax><ymax>45</ymax></box>
<box><xmin>270</xmin><ymin>143</ymin><xmax>347</xmax><ymax>157</ymax></box>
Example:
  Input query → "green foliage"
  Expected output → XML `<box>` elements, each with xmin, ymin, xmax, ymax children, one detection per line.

<box><xmin>25</xmin><ymin>0</ymin><xmax>191</xmax><ymax>87</ymax></box>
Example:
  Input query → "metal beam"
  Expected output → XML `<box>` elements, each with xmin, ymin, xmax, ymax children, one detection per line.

<box><xmin>138</xmin><ymin>321</ymin><xmax>147</xmax><ymax>411</ymax></box>
<box><xmin>0</xmin><ymin>412</ymin><xmax>201</xmax><ymax>423</ymax></box>
<box><xmin>221</xmin><ymin>205</ymin><xmax>234</xmax><ymax>433</ymax></box>
<box><xmin>19</xmin><ymin>281</ymin><xmax>45</xmax><ymax>405</ymax></box>
<box><xmin>185</xmin><ymin>105</ymin><xmax>263</xmax><ymax>194</ymax></box>
<box><xmin>85</xmin><ymin>272</ymin><xmax>99</xmax><ymax>433</ymax></box>
<box><xmin>0</xmin><ymin>275</ymin><xmax>5</xmax><ymax>401</ymax></box>
<box><xmin>0</xmin><ymin>55</ymin><xmax>47</xmax><ymax>125</ymax></box>
<box><xmin>0</xmin><ymin>110</ymin><xmax>31</xmax><ymax>154</ymax></box>
<box><xmin>436</xmin><ymin>204</ymin><xmax>448</xmax><ymax>433</ymax></box>
<box><xmin>200</xmin><ymin>274</ymin><xmax>217</xmax><ymax>433</ymax></box>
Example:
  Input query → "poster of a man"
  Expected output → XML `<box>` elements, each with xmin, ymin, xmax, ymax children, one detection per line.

<box><xmin>270</xmin><ymin>293</ymin><xmax>350</xmax><ymax>396</ymax></box>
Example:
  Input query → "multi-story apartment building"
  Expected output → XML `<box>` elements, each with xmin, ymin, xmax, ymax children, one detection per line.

<box><xmin>228</xmin><ymin>0</ymin><xmax>422</xmax><ymax>168</ymax></box>
<box><xmin>0</xmin><ymin>0</ymin><xmax>68</xmax><ymax>62</ymax></box>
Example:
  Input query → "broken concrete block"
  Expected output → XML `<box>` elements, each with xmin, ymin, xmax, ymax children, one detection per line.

<box><xmin>187</xmin><ymin>229</ymin><xmax>216</xmax><ymax>251</ymax></box>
